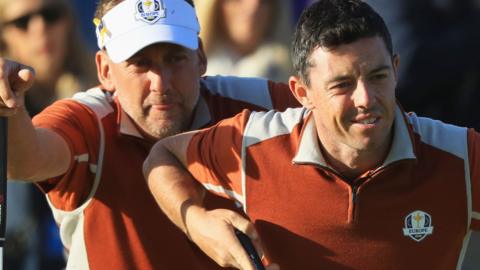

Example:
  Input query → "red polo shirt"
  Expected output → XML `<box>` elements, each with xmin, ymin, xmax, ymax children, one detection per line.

<box><xmin>187</xmin><ymin>106</ymin><xmax>480</xmax><ymax>269</ymax></box>
<box><xmin>32</xmin><ymin>76</ymin><xmax>298</xmax><ymax>269</ymax></box>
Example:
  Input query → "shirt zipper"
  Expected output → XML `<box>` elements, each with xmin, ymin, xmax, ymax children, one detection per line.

<box><xmin>348</xmin><ymin>183</ymin><xmax>359</xmax><ymax>223</ymax></box>
<box><xmin>348</xmin><ymin>169</ymin><xmax>378</xmax><ymax>223</ymax></box>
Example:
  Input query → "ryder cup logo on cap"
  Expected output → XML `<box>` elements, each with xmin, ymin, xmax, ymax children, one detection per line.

<box><xmin>94</xmin><ymin>0</ymin><xmax>200</xmax><ymax>63</ymax></box>
<box><xmin>135</xmin><ymin>0</ymin><xmax>166</xmax><ymax>23</ymax></box>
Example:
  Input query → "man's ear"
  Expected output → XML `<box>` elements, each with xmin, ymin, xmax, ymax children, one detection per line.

<box><xmin>289</xmin><ymin>75</ymin><xmax>314</xmax><ymax>109</ymax></box>
<box><xmin>196</xmin><ymin>38</ymin><xmax>207</xmax><ymax>76</ymax></box>
<box><xmin>95</xmin><ymin>50</ymin><xmax>115</xmax><ymax>91</ymax></box>
<box><xmin>392</xmin><ymin>54</ymin><xmax>400</xmax><ymax>82</ymax></box>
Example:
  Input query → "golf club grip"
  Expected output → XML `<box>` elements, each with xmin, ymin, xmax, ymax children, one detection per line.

<box><xmin>234</xmin><ymin>228</ymin><xmax>265</xmax><ymax>270</ymax></box>
<box><xmin>0</xmin><ymin>117</ymin><xmax>7</xmax><ymax>270</ymax></box>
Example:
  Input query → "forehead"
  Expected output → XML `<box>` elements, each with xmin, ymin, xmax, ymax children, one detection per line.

<box><xmin>308</xmin><ymin>36</ymin><xmax>392</xmax><ymax>76</ymax></box>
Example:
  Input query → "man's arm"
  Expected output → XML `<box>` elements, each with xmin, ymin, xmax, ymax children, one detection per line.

<box><xmin>0</xmin><ymin>59</ymin><xmax>71</xmax><ymax>182</ymax></box>
<box><xmin>144</xmin><ymin>131</ymin><xmax>277</xmax><ymax>270</ymax></box>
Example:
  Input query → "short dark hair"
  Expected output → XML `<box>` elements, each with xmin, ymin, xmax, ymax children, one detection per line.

<box><xmin>292</xmin><ymin>0</ymin><xmax>393</xmax><ymax>85</ymax></box>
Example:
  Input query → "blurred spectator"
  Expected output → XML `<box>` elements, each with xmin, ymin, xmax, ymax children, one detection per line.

<box><xmin>0</xmin><ymin>0</ymin><xmax>96</xmax><ymax>116</ymax></box>
<box><xmin>195</xmin><ymin>0</ymin><xmax>293</xmax><ymax>82</ymax></box>
<box><xmin>365</xmin><ymin>0</ymin><xmax>480</xmax><ymax>129</ymax></box>
<box><xmin>0</xmin><ymin>0</ymin><xmax>96</xmax><ymax>269</ymax></box>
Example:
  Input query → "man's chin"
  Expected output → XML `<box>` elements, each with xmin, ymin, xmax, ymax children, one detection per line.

<box><xmin>151</xmin><ymin>127</ymin><xmax>178</xmax><ymax>139</ymax></box>
<box><xmin>146</xmin><ymin>120</ymin><xmax>185</xmax><ymax>139</ymax></box>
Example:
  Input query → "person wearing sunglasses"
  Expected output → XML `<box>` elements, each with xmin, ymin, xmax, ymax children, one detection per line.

<box><xmin>0</xmin><ymin>0</ymin><xmax>96</xmax><ymax>115</ymax></box>
<box><xmin>0</xmin><ymin>0</ymin><xmax>96</xmax><ymax>269</ymax></box>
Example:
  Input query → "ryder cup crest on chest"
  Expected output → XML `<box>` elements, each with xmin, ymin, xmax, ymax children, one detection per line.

<box><xmin>135</xmin><ymin>0</ymin><xmax>166</xmax><ymax>24</ymax></box>
<box><xmin>402</xmin><ymin>210</ymin><xmax>434</xmax><ymax>242</ymax></box>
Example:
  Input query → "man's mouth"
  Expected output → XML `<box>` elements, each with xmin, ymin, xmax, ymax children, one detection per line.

<box><xmin>351</xmin><ymin>115</ymin><xmax>380</xmax><ymax>127</ymax></box>
<box><xmin>357</xmin><ymin>117</ymin><xmax>378</xmax><ymax>125</ymax></box>
<box><xmin>151</xmin><ymin>104</ymin><xmax>174</xmax><ymax>110</ymax></box>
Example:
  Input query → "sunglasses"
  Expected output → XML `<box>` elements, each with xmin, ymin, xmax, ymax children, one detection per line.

<box><xmin>3</xmin><ymin>5</ymin><xmax>66</xmax><ymax>30</ymax></box>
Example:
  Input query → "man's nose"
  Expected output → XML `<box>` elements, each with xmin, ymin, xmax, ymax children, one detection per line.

<box><xmin>352</xmin><ymin>81</ymin><xmax>375</xmax><ymax>109</ymax></box>
<box><xmin>148</xmin><ymin>67</ymin><xmax>172</xmax><ymax>95</ymax></box>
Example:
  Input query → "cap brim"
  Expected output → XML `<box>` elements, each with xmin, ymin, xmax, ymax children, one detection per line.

<box><xmin>105</xmin><ymin>24</ymin><xmax>198</xmax><ymax>63</ymax></box>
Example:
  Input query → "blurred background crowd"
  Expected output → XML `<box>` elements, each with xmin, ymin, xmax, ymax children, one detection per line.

<box><xmin>0</xmin><ymin>0</ymin><xmax>479</xmax><ymax>269</ymax></box>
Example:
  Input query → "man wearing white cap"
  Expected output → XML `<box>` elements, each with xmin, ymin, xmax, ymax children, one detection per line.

<box><xmin>0</xmin><ymin>0</ymin><xmax>297</xmax><ymax>269</ymax></box>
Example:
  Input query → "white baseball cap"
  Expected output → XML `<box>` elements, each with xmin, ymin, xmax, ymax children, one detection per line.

<box><xmin>94</xmin><ymin>0</ymin><xmax>200</xmax><ymax>63</ymax></box>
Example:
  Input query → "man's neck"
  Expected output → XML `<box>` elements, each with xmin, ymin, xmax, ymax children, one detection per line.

<box><xmin>318</xmin><ymin>132</ymin><xmax>393</xmax><ymax>182</ymax></box>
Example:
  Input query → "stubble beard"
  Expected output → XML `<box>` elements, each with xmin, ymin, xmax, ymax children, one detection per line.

<box><xmin>143</xmin><ymin>110</ymin><xmax>190</xmax><ymax>140</ymax></box>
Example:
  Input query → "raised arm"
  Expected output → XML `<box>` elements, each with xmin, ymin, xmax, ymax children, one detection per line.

<box><xmin>0</xmin><ymin>58</ymin><xmax>70</xmax><ymax>182</ymax></box>
<box><xmin>143</xmin><ymin>131</ymin><xmax>277</xmax><ymax>270</ymax></box>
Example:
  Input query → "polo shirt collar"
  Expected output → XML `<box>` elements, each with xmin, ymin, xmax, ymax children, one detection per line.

<box><xmin>189</xmin><ymin>94</ymin><xmax>212</xmax><ymax>130</ymax></box>
<box><xmin>118</xmin><ymin>108</ymin><xmax>143</xmax><ymax>138</ymax></box>
<box><xmin>292</xmin><ymin>105</ymin><xmax>416</xmax><ymax>169</ymax></box>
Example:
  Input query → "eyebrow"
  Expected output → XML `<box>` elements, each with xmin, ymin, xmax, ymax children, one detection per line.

<box><xmin>369</xmin><ymin>65</ymin><xmax>391</xmax><ymax>74</ymax></box>
<box><xmin>327</xmin><ymin>64</ymin><xmax>391</xmax><ymax>84</ymax></box>
<box><xmin>327</xmin><ymin>75</ymin><xmax>352</xmax><ymax>84</ymax></box>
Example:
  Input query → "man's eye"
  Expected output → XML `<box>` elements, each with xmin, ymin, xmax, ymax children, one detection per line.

<box><xmin>332</xmin><ymin>81</ymin><xmax>353</xmax><ymax>89</ymax></box>
<box><xmin>371</xmin><ymin>73</ymin><xmax>388</xmax><ymax>80</ymax></box>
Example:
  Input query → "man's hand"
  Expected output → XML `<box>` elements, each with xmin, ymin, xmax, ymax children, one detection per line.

<box><xmin>185</xmin><ymin>206</ymin><xmax>279</xmax><ymax>270</ymax></box>
<box><xmin>0</xmin><ymin>58</ymin><xmax>34</xmax><ymax>116</ymax></box>
<box><xmin>145</xmin><ymin>134</ymin><xmax>279</xmax><ymax>269</ymax></box>
<box><xmin>0</xmin><ymin>57</ymin><xmax>70</xmax><ymax>182</ymax></box>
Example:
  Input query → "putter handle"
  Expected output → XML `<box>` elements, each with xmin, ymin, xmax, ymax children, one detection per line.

<box><xmin>0</xmin><ymin>117</ymin><xmax>7</xmax><ymax>270</ymax></box>
<box><xmin>234</xmin><ymin>228</ymin><xmax>265</xmax><ymax>270</ymax></box>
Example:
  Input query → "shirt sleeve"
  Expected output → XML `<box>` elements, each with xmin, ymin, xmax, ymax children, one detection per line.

<box><xmin>32</xmin><ymin>99</ymin><xmax>100</xmax><ymax>211</ymax></box>
<box><xmin>468</xmin><ymin>128</ymin><xmax>480</xmax><ymax>230</ymax></box>
<box><xmin>187</xmin><ymin>109</ymin><xmax>251</xmax><ymax>203</ymax></box>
